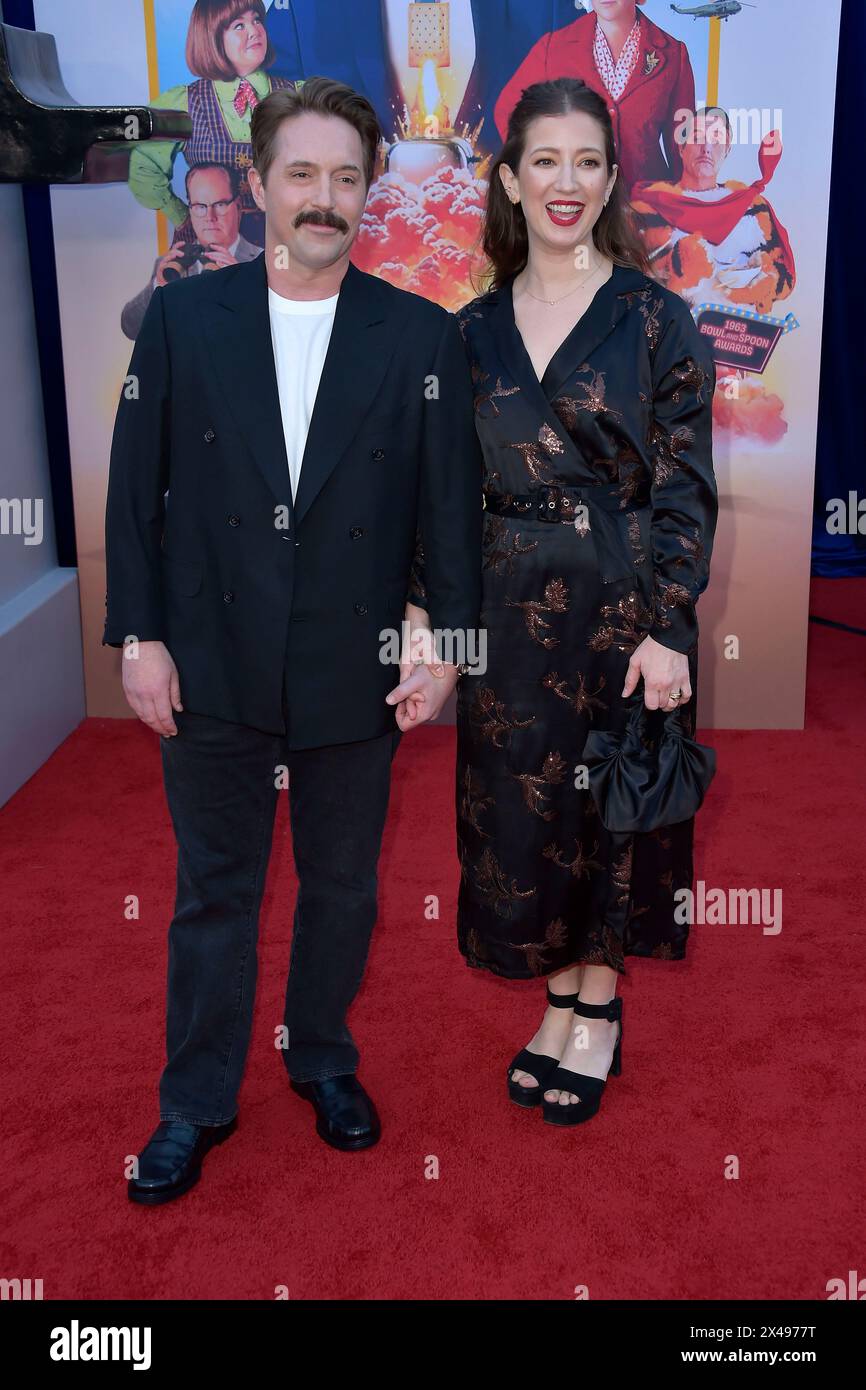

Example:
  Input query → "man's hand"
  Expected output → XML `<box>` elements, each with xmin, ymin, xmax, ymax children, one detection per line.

<box><xmin>122</xmin><ymin>640</ymin><xmax>183</xmax><ymax>735</ymax></box>
<box><xmin>200</xmin><ymin>244</ymin><xmax>239</xmax><ymax>270</ymax></box>
<box><xmin>386</xmin><ymin>662</ymin><xmax>458</xmax><ymax>731</ymax></box>
<box><xmin>386</xmin><ymin>600</ymin><xmax>456</xmax><ymax>731</ymax></box>
<box><xmin>154</xmin><ymin>245</ymin><xmax>188</xmax><ymax>287</ymax></box>
<box><xmin>622</xmin><ymin>634</ymin><xmax>691</xmax><ymax>711</ymax></box>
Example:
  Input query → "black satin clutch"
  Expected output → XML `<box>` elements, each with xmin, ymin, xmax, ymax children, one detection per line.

<box><xmin>581</xmin><ymin>695</ymin><xmax>716</xmax><ymax>833</ymax></box>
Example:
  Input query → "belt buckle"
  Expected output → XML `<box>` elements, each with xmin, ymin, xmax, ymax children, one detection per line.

<box><xmin>538</xmin><ymin>485</ymin><xmax>562</xmax><ymax>522</ymax></box>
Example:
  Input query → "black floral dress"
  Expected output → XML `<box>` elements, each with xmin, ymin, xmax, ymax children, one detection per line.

<box><xmin>452</xmin><ymin>264</ymin><xmax>718</xmax><ymax>979</ymax></box>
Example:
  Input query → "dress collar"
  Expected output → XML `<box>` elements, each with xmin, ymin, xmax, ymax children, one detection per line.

<box><xmin>214</xmin><ymin>69</ymin><xmax>270</xmax><ymax>103</ymax></box>
<box><xmin>486</xmin><ymin>262</ymin><xmax>648</xmax><ymax>404</ymax></box>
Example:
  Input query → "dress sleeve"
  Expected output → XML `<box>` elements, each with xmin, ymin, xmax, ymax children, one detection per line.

<box><xmin>127</xmin><ymin>83</ymin><xmax>191</xmax><ymax>228</ymax></box>
<box><xmin>646</xmin><ymin>295</ymin><xmax>718</xmax><ymax>655</ymax></box>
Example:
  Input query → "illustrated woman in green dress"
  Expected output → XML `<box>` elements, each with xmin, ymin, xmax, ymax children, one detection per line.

<box><xmin>128</xmin><ymin>0</ymin><xmax>295</xmax><ymax>248</ymax></box>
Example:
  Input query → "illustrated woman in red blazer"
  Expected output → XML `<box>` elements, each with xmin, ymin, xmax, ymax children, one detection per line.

<box><xmin>494</xmin><ymin>1</ymin><xmax>695</xmax><ymax>193</ymax></box>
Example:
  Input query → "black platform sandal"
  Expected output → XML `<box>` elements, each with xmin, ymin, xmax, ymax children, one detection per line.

<box><xmin>542</xmin><ymin>995</ymin><xmax>623</xmax><ymax>1127</ymax></box>
<box><xmin>507</xmin><ymin>987</ymin><xmax>580</xmax><ymax>1108</ymax></box>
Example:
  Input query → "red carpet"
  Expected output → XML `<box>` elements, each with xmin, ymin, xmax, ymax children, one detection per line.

<box><xmin>1</xmin><ymin>577</ymin><xmax>864</xmax><ymax>1301</ymax></box>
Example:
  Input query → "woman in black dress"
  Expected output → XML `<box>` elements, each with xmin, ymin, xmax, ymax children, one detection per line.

<box><xmin>406</xmin><ymin>77</ymin><xmax>717</xmax><ymax>1126</ymax></box>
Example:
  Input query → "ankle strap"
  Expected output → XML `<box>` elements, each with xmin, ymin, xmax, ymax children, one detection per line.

<box><xmin>546</xmin><ymin>986</ymin><xmax>579</xmax><ymax>1008</ymax></box>
<box><xmin>573</xmin><ymin>996</ymin><xmax>622</xmax><ymax>1022</ymax></box>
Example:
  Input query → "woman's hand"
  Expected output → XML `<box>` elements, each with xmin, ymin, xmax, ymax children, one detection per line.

<box><xmin>386</xmin><ymin>600</ymin><xmax>443</xmax><ymax>730</ymax></box>
<box><xmin>386</xmin><ymin>662</ymin><xmax>459</xmax><ymax>731</ymax></box>
<box><xmin>622</xmin><ymin>635</ymin><xmax>691</xmax><ymax>711</ymax></box>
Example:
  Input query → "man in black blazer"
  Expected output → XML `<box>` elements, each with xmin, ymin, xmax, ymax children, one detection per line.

<box><xmin>104</xmin><ymin>78</ymin><xmax>481</xmax><ymax>1203</ymax></box>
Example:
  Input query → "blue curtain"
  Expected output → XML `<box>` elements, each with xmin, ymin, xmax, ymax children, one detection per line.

<box><xmin>812</xmin><ymin>0</ymin><xmax>866</xmax><ymax>576</ymax></box>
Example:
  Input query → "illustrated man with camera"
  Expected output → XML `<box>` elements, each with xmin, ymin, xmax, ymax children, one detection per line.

<box><xmin>120</xmin><ymin>162</ymin><xmax>261</xmax><ymax>341</ymax></box>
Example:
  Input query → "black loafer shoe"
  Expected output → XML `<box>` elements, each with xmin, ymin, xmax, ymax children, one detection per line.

<box><xmin>127</xmin><ymin>1117</ymin><xmax>237</xmax><ymax>1205</ymax></box>
<box><xmin>290</xmin><ymin>1074</ymin><xmax>381</xmax><ymax>1151</ymax></box>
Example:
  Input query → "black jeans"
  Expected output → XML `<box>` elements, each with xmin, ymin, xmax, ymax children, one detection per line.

<box><xmin>157</xmin><ymin>685</ymin><xmax>400</xmax><ymax>1125</ymax></box>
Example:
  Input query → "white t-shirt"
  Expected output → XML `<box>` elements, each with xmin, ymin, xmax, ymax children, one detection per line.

<box><xmin>267</xmin><ymin>289</ymin><xmax>339</xmax><ymax>501</ymax></box>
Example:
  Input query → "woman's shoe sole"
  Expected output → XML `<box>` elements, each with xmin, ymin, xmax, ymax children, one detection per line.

<box><xmin>542</xmin><ymin>1105</ymin><xmax>601</xmax><ymax>1127</ymax></box>
<box><xmin>508</xmin><ymin>1085</ymin><xmax>543</xmax><ymax>1109</ymax></box>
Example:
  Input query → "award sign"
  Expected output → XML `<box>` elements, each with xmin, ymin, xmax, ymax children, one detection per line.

<box><xmin>693</xmin><ymin>303</ymin><xmax>800</xmax><ymax>374</ymax></box>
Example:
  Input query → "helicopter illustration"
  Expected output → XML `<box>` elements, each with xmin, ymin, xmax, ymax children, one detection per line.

<box><xmin>671</xmin><ymin>1</ymin><xmax>757</xmax><ymax>19</ymax></box>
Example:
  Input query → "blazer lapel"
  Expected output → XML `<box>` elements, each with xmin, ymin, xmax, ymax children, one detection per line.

<box><xmin>561</xmin><ymin>12</ymin><xmax>672</xmax><ymax>107</ymax></box>
<box><xmin>197</xmin><ymin>252</ymin><xmax>294</xmax><ymax>515</ymax></box>
<box><xmin>292</xmin><ymin>261</ymin><xmax>405</xmax><ymax>525</ymax></box>
<box><xmin>197</xmin><ymin>257</ymin><xmax>404</xmax><ymax>527</ymax></box>
<box><xmin>617</xmin><ymin>17</ymin><xmax>671</xmax><ymax>105</ymax></box>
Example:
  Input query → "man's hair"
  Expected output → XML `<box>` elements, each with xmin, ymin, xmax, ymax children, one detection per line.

<box><xmin>251</xmin><ymin>77</ymin><xmax>382</xmax><ymax>188</ymax></box>
<box><xmin>185</xmin><ymin>162</ymin><xmax>243</xmax><ymax>203</ymax></box>
<box><xmin>700</xmin><ymin>105</ymin><xmax>733</xmax><ymax>142</ymax></box>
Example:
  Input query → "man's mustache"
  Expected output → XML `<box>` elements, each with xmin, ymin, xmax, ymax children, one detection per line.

<box><xmin>294</xmin><ymin>210</ymin><xmax>350</xmax><ymax>233</ymax></box>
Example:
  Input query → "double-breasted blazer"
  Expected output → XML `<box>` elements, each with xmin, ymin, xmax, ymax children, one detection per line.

<box><xmin>103</xmin><ymin>254</ymin><xmax>482</xmax><ymax>746</ymax></box>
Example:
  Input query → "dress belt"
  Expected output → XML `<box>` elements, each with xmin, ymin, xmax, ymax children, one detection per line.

<box><xmin>483</xmin><ymin>482</ymin><xmax>648</xmax><ymax>519</ymax></box>
<box><xmin>482</xmin><ymin>482</ymin><xmax>651</xmax><ymax>584</ymax></box>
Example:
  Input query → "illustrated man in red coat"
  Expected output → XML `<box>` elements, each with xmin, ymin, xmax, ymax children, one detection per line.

<box><xmin>494</xmin><ymin>0</ymin><xmax>696</xmax><ymax>193</ymax></box>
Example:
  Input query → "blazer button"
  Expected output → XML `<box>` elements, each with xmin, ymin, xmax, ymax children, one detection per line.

<box><xmin>204</xmin><ymin>429</ymin><xmax>215</xmax><ymax>442</ymax></box>
<box><xmin>371</xmin><ymin>448</ymin><xmax>385</xmax><ymax>460</ymax></box>
<box><xmin>349</xmin><ymin>526</ymin><xmax>365</xmax><ymax>539</ymax></box>
<box><xmin>354</xmin><ymin>602</ymin><xmax>368</xmax><ymax>616</ymax></box>
<box><xmin>228</xmin><ymin>514</ymin><xmax>240</xmax><ymax>526</ymax></box>
<box><xmin>223</xmin><ymin>591</ymin><xmax>234</xmax><ymax>603</ymax></box>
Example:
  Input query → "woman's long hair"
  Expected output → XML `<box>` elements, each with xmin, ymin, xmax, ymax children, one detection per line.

<box><xmin>482</xmin><ymin>78</ymin><xmax>651</xmax><ymax>290</ymax></box>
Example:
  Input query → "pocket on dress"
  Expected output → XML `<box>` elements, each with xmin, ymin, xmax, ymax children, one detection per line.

<box><xmin>589</xmin><ymin>506</ymin><xmax>639</xmax><ymax>585</ymax></box>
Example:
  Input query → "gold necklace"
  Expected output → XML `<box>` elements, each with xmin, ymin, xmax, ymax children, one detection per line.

<box><xmin>522</xmin><ymin>260</ymin><xmax>607</xmax><ymax>307</ymax></box>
